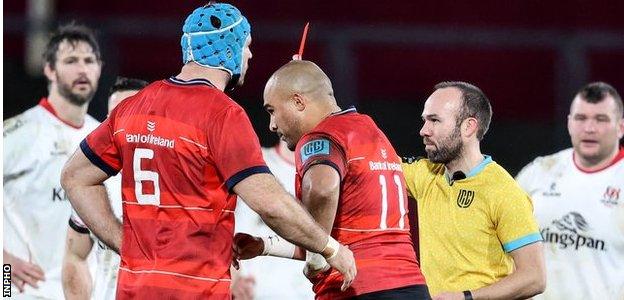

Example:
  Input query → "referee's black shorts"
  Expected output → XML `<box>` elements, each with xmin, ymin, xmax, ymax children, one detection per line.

<box><xmin>352</xmin><ymin>284</ymin><xmax>431</xmax><ymax>300</ymax></box>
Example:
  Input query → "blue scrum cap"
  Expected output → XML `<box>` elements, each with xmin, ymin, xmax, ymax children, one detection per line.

<box><xmin>181</xmin><ymin>3</ymin><xmax>251</xmax><ymax>84</ymax></box>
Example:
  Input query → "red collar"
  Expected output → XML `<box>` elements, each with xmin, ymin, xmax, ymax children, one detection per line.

<box><xmin>573</xmin><ymin>147</ymin><xmax>624</xmax><ymax>174</ymax></box>
<box><xmin>38</xmin><ymin>98</ymin><xmax>84</xmax><ymax>129</ymax></box>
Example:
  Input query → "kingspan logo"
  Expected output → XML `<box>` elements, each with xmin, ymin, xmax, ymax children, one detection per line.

<box><xmin>541</xmin><ymin>212</ymin><xmax>606</xmax><ymax>251</ymax></box>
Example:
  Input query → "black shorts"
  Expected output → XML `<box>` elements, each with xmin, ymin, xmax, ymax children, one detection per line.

<box><xmin>352</xmin><ymin>284</ymin><xmax>431</xmax><ymax>300</ymax></box>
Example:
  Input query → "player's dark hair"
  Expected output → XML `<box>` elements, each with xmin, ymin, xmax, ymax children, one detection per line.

<box><xmin>42</xmin><ymin>22</ymin><xmax>101</xmax><ymax>69</ymax></box>
<box><xmin>576</xmin><ymin>82</ymin><xmax>623</xmax><ymax>118</ymax></box>
<box><xmin>434</xmin><ymin>81</ymin><xmax>492</xmax><ymax>140</ymax></box>
<box><xmin>109</xmin><ymin>76</ymin><xmax>149</xmax><ymax>95</ymax></box>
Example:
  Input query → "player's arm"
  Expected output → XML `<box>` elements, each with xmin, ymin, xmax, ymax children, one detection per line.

<box><xmin>62</xmin><ymin>225</ymin><xmax>94</xmax><ymax>300</ymax></box>
<box><xmin>240</xmin><ymin>164</ymin><xmax>339</xmax><ymax>259</ymax></box>
<box><xmin>3</xmin><ymin>120</ymin><xmax>46</xmax><ymax>292</ymax></box>
<box><xmin>401</xmin><ymin>156</ymin><xmax>425</xmax><ymax>199</ymax></box>
<box><xmin>299</xmin><ymin>163</ymin><xmax>341</xmax><ymax>276</ymax></box>
<box><xmin>61</xmin><ymin>149</ymin><xmax>122</xmax><ymax>253</ymax></box>
<box><xmin>467</xmin><ymin>242</ymin><xmax>546</xmax><ymax>300</ymax></box>
<box><xmin>300</xmin><ymin>164</ymin><xmax>340</xmax><ymax>233</ymax></box>
<box><xmin>467</xmin><ymin>191</ymin><xmax>547</xmax><ymax>300</ymax></box>
<box><xmin>233</xmin><ymin>173</ymin><xmax>356</xmax><ymax>290</ymax></box>
<box><xmin>3</xmin><ymin>189</ymin><xmax>47</xmax><ymax>292</ymax></box>
<box><xmin>514</xmin><ymin>159</ymin><xmax>540</xmax><ymax>194</ymax></box>
<box><xmin>435</xmin><ymin>191</ymin><xmax>546</xmax><ymax>300</ymax></box>
<box><xmin>2</xmin><ymin>250</ymin><xmax>45</xmax><ymax>292</ymax></box>
<box><xmin>230</xmin><ymin>265</ymin><xmax>255</xmax><ymax>300</ymax></box>
<box><xmin>434</xmin><ymin>243</ymin><xmax>546</xmax><ymax>300</ymax></box>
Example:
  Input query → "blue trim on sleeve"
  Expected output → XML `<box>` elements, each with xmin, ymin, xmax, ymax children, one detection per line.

<box><xmin>225</xmin><ymin>165</ymin><xmax>272</xmax><ymax>191</ymax></box>
<box><xmin>466</xmin><ymin>155</ymin><xmax>493</xmax><ymax>178</ymax></box>
<box><xmin>503</xmin><ymin>232</ymin><xmax>543</xmax><ymax>253</ymax></box>
<box><xmin>302</xmin><ymin>160</ymin><xmax>343</xmax><ymax>181</ymax></box>
<box><xmin>80</xmin><ymin>140</ymin><xmax>119</xmax><ymax>177</ymax></box>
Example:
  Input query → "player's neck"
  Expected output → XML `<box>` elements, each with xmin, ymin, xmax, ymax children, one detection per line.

<box><xmin>177</xmin><ymin>63</ymin><xmax>229</xmax><ymax>91</ymax></box>
<box><xmin>573</xmin><ymin>145</ymin><xmax>621</xmax><ymax>172</ymax></box>
<box><xmin>320</xmin><ymin>103</ymin><xmax>342</xmax><ymax>121</ymax></box>
<box><xmin>445</xmin><ymin>143</ymin><xmax>484</xmax><ymax>176</ymax></box>
<box><xmin>47</xmin><ymin>88</ymin><xmax>89</xmax><ymax>127</ymax></box>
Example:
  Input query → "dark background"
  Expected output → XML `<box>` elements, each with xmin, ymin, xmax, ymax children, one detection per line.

<box><xmin>5</xmin><ymin>0</ymin><xmax>624</xmax><ymax>175</ymax></box>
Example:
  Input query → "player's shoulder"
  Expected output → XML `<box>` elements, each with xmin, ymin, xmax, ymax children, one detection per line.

<box><xmin>316</xmin><ymin>107</ymin><xmax>359</xmax><ymax>127</ymax></box>
<box><xmin>3</xmin><ymin>112</ymin><xmax>29</xmax><ymax>138</ymax></box>
<box><xmin>195</xmin><ymin>87</ymin><xmax>247</xmax><ymax>119</ymax></box>
<box><xmin>299</xmin><ymin>124</ymin><xmax>341</xmax><ymax>143</ymax></box>
<box><xmin>482</xmin><ymin>162</ymin><xmax>521</xmax><ymax>187</ymax></box>
<box><xmin>3</xmin><ymin>105</ymin><xmax>44</xmax><ymax>138</ymax></box>
<box><xmin>520</xmin><ymin>148</ymin><xmax>572</xmax><ymax>175</ymax></box>
<box><xmin>480</xmin><ymin>162</ymin><xmax>532</xmax><ymax>201</ymax></box>
<box><xmin>305</xmin><ymin>116</ymin><xmax>364</xmax><ymax>146</ymax></box>
<box><xmin>165</xmin><ymin>78</ymin><xmax>240</xmax><ymax>108</ymax></box>
<box><xmin>401</xmin><ymin>156</ymin><xmax>444</xmax><ymax>176</ymax></box>
<box><xmin>296</xmin><ymin>134</ymin><xmax>335</xmax><ymax>156</ymax></box>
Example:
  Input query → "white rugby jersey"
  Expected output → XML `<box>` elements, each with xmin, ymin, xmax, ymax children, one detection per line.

<box><xmin>69</xmin><ymin>172</ymin><xmax>122</xmax><ymax>300</ymax></box>
<box><xmin>235</xmin><ymin>146</ymin><xmax>314</xmax><ymax>300</ymax></box>
<box><xmin>3</xmin><ymin>99</ymin><xmax>100</xmax><ymax>299</ymax></box>
<box><xmin>516</xmin><ymin>147</ymin><xmax>624</xmax><ymax>300</ymax></box>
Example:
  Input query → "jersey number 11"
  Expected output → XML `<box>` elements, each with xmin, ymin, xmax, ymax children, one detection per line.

<box><xmin>379</xmin><ymin>174</ymin><xmax>406</xmax><ymax>229</ymax></box>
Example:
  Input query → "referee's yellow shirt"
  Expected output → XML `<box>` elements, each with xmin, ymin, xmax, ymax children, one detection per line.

<box><xmin>402</xmin><ymin>156</ymin><xmax>541</xmax><ymax>295</ymax></box>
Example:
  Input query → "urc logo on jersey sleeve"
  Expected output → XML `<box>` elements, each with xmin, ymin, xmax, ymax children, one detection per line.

<box><xmin>300</xmin><ymin>139</ymin><xmax>330</xmax><ymax>162</ymax></box>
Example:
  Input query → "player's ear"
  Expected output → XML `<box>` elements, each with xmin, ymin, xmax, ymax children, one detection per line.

<box><xmin>462</xmin><ymin>117</ymin><xmax>479</xmax><ymax>138</ymax></box>
<box><xmin>44</xmin><ymin>62</ymin><xmax>56</xmax><ymax>83</ymax></box>
<box><xmin>567</xmin><ymin>114</ymin><xmax>574</xmax><ymax>136</ymax></box>
<box><xmin>292</xmin><ymin>93</ymin><xmax>306</xmax><ymax>111</ymax></box>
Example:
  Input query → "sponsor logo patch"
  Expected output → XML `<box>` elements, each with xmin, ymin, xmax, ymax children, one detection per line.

<box><xmin>541</xmin><ymin>212</ymin><xmax>606</xmax><ymax>251</ymax></box>
<box><xmin>601</xmin><ymin>186</ymin><xmax>620</xmax><ymax>207</ymax></box>
<box><xmin>300</xmin><ymin>139</ymin><xmax>330</xmax><ymax>162</ymax></box>
<box><xmin>542</xmin><ymin>182</ymin><xmax>561</xmax><ymax>197</ymax></box>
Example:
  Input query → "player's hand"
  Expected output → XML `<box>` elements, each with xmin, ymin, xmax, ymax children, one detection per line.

<box><xmin>232</xmin><ymin>233</ymin><xmax>264</xmax><ymax>269</ymax></box>
<box><xmin>432</xmin><ymin>292</ymin><xmax>464</xmax><ymax>300</ymax></box>
<box><xmin>231</xmin><ymin>274</ymin><xmax>256</xmax><ymax>300</ymax></box>
<box><xmin>325</xmin><ymin>244</ymin><xmax>357</xmax><ymax>291</ymax></box>
<box><xmin>3</xmin><ymin>251</ymin><xmax>45</xmax><ymax>292</ymax></box>
<box><xmin>303</xmin><ymin>261</ymin><xmax>330</xmax><ymax>280</ymax></box>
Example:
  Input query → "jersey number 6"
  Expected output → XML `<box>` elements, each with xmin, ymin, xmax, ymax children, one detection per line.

<box><xmin>133</xmin><ymin>148</ymin><xmax>161</xmax><ymax>205</ymax></box>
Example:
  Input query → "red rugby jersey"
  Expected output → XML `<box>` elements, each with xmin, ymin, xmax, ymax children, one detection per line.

<box><xmin>81</xmin><ymin>77</ymin><xmax>269</xmax><ymax>299</ymax></box>
<box><xmin>294</xmin><ymin>108</ymin><xmax>426</xmax><ymax>299</ymax></box>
